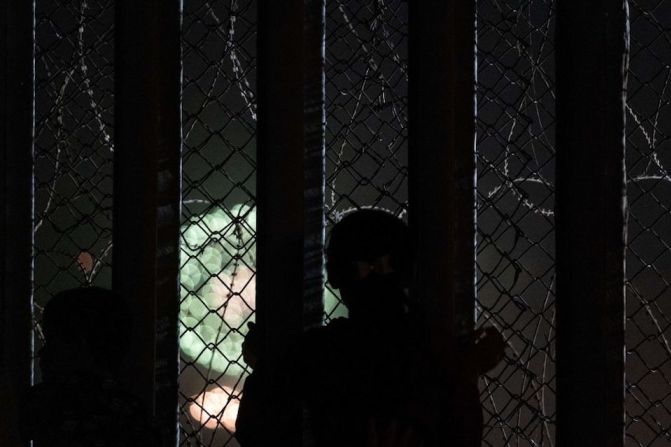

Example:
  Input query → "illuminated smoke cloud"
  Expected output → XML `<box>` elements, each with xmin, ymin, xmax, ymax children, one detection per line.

<box><xmin>179</xmin><ymin>204</ymin><xmax>256</xmax><ymax>377</ymax></box>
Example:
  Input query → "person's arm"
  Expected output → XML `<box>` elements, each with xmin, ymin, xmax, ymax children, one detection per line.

<box><xmin>236</xmin><ymin>322</ymin><xmax>306</xmax><ymax>446</ymax></box>
<box><xmin>459</xmin><ymin>326</ymin><xmax>506</xmax><ymax>378</ymax></box>
<box><xmin>235</xmin><ymin>366</ymin><xmax>266</xmax><ymax>446</ymax></box>
<box><xmin>236</xmin><ymin>322</ymin><xmax>266</xmax><ymax>446</ymax></box>
<box><xmin>441</xmin><ymin>327</ymin><xmax>505</xmax><ymax>447</ymax></box>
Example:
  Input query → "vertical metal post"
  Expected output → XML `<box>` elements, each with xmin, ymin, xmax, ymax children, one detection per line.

<box><xmin>0</xmin><ymin>1</ymin><xmax>33</xmax><ymax>446</ymax></box>
<box><xmin>304</xmin><ymin>0</ymin><xmax>326</xmax><ymax>331</ymax></box>
<box><xmin>114</xmin><ymin>1</ymin><xmax>182</xmax><ymax>444</ymax></box>
<box><xmin>256</xmin><ymin>0</ymin><xmax>324</xmax><ymax>443</ymax></box>
<box><xmin>409</xmin><ymin>1</ymin><xmax>476</xmax><ymax>364</ymax></box>
<box><xmin>555</xmin><ymin>1</ymin><xmax>628</xmax><ymax>446</ymax></box>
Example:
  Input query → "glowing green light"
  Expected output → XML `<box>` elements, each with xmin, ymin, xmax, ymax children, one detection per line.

<box><xmin>179</xmin><ymin>205</ymin><xmax>256</xmax><ymax>375</ymax></box>
<box><xmin>179</xmin><ymin>203</ymin><xmax>349</xmax><ymax>377</ymax></box>
<box><xmin>325</xmin><ymin>285</ymin><xmax>348</xmax><ymax>319</ymax></box>
<box><xmin>183</xmin><ymin>222</ymin><xmax>209</xmax><ymax>249</ymax></box>
<box><xmin>181</xmin><ymin>260</ymin><xmax>203</xmax><ymax>293</ymax></box>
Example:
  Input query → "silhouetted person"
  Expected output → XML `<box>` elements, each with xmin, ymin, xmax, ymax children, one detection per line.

<box><xmin>20</xmin><ymin>287</ymin><xmax>156</xmax><ymax>447</ymax></box>
<box><xmin>236</xmin><ymin>209</ymin><xmax>505</xmax><ymax>446</ymax></box>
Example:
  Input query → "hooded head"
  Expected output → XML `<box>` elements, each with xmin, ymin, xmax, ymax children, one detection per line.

<box><xmin>40</xmin><ymin>287</ymin><xmax>130</xmax><ymax>380</ymax></box>
<box><xmin>326</xmin><ymin>209</ymin><xmax>413</xmax><ymax>321</ymax></box>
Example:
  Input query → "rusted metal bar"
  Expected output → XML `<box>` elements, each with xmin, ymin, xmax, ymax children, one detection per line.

<box><xmin>409</xmin><ymin>0</ymin><xmax>477</xmax><ymax>364</ymax></box>
<box><xmin>555</xmin><ymin>1</ymin><xmax>628</xmax><ymax>446</ymax></box>
<box><xmin>256</xmin><ymin>0</ymin><xmax>324</xmax><ymax>443</ymax></box>
<box><xmin>0</xmin><ymin>1</ymin><xmax>33</xmax><ymax>446</ymax></box>
<box><xmin>113</xmin><ymin>1</ymin><xmax>182</xmax><ymax>444</ymax></box>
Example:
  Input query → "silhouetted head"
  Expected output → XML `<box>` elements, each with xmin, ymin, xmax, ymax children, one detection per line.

<box><xmin>326</xmin><ymin>209</ymin><xmax>413</xmax><ymax>321</ymax></box>
<box><xmin>40</xmin><ymin>287</ymin><xmax>130</xmax><ymax>380</ymax></box>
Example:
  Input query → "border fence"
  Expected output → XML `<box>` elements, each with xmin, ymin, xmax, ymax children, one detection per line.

<box><xmin>1</xmin><ymin>1</ymin><xmax>669</xmax><ymax>446</ymax></box>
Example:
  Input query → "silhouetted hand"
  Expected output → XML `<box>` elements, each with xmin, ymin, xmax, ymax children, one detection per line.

<box><xmin>241</xmin><ymin>322</ymin><xmax>260</xmax><ymax>369</ymax></box>
<box><xmin>366</xmin><ymin>418</ymin><xmax>424</xmax><ymax>447</ymax></box>
<box><xmin>471</xmin><ymin>326</ymin><xmax>506</xmax><ymax>374</ymax></box>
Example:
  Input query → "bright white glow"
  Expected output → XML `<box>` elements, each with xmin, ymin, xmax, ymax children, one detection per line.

<box><xmin>188</xmin><ymin>386</ymin><xmax>240</xmax><ymax>432</ymax></box>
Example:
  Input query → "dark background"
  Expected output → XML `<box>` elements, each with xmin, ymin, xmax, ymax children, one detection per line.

<box><xmin>26</xmin><ymin>1</ymin><xmax>670</xmax><ymax>446</ymax></box>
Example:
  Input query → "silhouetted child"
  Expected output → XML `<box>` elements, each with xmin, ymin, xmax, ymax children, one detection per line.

<box><xmin>20</xmin><ymin>287</ymin><xmax>156</xmax><ymax>447</ymax></box>
<box><xmin>236</xmin><ymin>209</ymin><xmax>505</xmax><ymax>446</ymax></box>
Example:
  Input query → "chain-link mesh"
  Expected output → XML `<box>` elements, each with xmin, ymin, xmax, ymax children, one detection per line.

<box><xmin>625</xmin><ymin>2</ymin><xmax>671</xmax><ymax>445</ymax></box>
<box><xmin>179</xmin><ymin>1</ymin><xmax>257</xmax><ymax>445</ymax></box>
<box><xmin>31</xmin><ymin>3</ymin><xmax>671</xmax><ymax>445</ymax></box>
<box><xmin>476</xmin><ymin>1</ymin><xmax>556</xmax><ymax>445</ymax></box>
<box><xmin>33</xmin><ymin>0</ymin><xmax>115</xmax><ymax>353</ymax></box>
<box><xmin>324</xmin><ymin>0</ymin><xmax>408</xmax><ymax>321</ymax></box>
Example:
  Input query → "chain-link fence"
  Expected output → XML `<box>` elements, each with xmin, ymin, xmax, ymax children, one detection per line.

<box><xmin>179</xmin><ymin>1</ymin><xmax>257</xmax><ymax>445</ymax></box>
<box><xmin>476</xmin><ymin>1</ymin><xmax>556</xmax><ymax>445</ymax></box>
<box><xmin>26</xmin><ymin>2</ymin><xmax>671</xmax><ymax>445</ymax></box>
<box><xmin>325</xmin><ymin>3</ymin><xmax>559</xmax><ymax>445</ymax></box>
<box><xmin>324</xmin><ymin>0</ymin><xmax>408</xmax><ymax>321</ymax></box>
<box><xmin>625</xmin><ymin>2</ymin><xmax>671</xmax><ymax>445</ymax></box>
<box><xmin>33</xmin><ymin>0</ymin><xmax>115</xmax><ymax>357</ymax></box>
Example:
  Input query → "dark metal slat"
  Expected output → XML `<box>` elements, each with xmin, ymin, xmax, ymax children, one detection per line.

<box><xmin>555</xmin><ymin>2</ymin><xmax>628</xmax><ymax>445</ymax></box>
<box><xmin>256</xmin><ymin>0</ymin><xmax>325</xmax><ymax>443</ymax></box>
<box><xmin>113</xmin><ymin>1</ymin><xmax>182</xmax><ymax>444</ymax></box>
<box><xmin>0</xmin><ymin>1</ymin><xmax>34</xmax><ymax>445</ymax></box>
<box><xmin>409</xmin><ymin>0</ymin><xmax>477</xmax><ymax>365</ymax></box>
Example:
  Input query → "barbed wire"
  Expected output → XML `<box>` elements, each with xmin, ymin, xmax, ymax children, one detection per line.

<box><xmin>324</xmin><ymin>0</ymin><xmax>408</xmax><ymax>321</ymax></box>
<box><xmin>625</xmin><ymin>1</ymin><xmax>671</xmax><ymax>445</ymax></box>
<box><xmin>28</xmin><ymin>1</ymin><xmax>670</xmax><ymax>445</ymax></box>
<box><xmin>33</xmin><ymin>0</ymin><xmax>115</xmax><ymax>357</ymax></box>
<box><xmin>476</xmin><ymin>1</ymin><xmax>557</xmax><ymax>445</ymax></box>
<box><xmin>180</xmin><ymin>1</ymin><xmax>257</xmax><ymax>445</ymax></box>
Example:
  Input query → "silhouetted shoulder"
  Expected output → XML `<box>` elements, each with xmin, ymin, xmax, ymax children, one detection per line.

<box><xmin>21</xmin><ymin>374</ymin><xmax>156</xmax><ymax>447</ymax></box>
